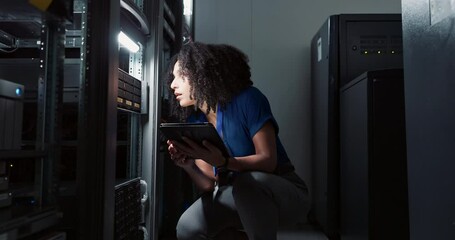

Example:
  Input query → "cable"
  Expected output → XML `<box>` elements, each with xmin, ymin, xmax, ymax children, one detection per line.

<box><xmin>0</xmin><ymin>46</ymin><xmax>19</xmax><ymax>53</ymax></box>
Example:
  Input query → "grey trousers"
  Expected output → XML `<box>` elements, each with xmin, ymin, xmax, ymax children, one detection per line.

<box><xmin>176</xmin><ymin>171</ymin><xmax>310</xmax><ymax>240</ymax></box>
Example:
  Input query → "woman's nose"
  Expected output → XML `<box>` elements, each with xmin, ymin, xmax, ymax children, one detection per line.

<box><xmin>170</xmin><ymin>79</ymin><xmax>177</xmax><ymax>89</ymax></box>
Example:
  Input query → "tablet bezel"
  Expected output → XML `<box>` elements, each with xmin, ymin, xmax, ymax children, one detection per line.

<box><xmin>159</xmin><ymin>122</ymin><xmax>230</xmax><ymax>158</ymax></box>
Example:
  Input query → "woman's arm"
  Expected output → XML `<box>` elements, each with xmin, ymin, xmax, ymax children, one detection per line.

<box><xmin>175</xmin><ymin>121</ymin><xmax>278</xmax><ymax>173</ymax></box>
<box><xmin>226</xmin><ymin>121</ymin><xmax>277</xmax><ymax>172</ymax></box>
<box><xmin>183</xmin><ymin>159</ymin><xmax>216</xmax><ymax>192</ymax></box>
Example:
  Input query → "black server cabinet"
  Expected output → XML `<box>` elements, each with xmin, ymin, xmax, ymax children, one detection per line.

<box><xmin>401</xmin><ymin>0</ymin><xmax>455</xmax><ymax>239</ymax></box>
<box><xmin>310</xmin><ymin>14</ymin><xmax>403</xmax><ymax>239</ymax></box>
<box><xmin>339</xmin><ymin>69</ymin><xmax>409</xmax><ymax>240</ymax></box>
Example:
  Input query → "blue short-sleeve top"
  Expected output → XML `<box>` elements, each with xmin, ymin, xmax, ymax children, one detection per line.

<box><xmin>187</xmin><ymin>86</ymin><xmax>291</xmax><ymax>167</ymax></box>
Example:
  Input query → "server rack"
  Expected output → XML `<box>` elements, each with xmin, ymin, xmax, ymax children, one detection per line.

<box><xmin>339</xmin><ymin>69</ymin><xmax>409</xmax><ymax>240</ymax></box>
<box><xmin>0</xmin><ymin>1</ymin><xmax>70</xmax><ymax>238</ymax></box>
<box><xmin>310</xmin><ymin>14</ymin><xmax>403</xmax><ymax>239</ymax></box>
<box><xmin>0</xmin><ymin>0</ymin><xmax>185</xmax><ymax>239</ymax></box>
<box><xmin>155</xmin><ymin>1</ymin><xmax>199</xmax><ymax>239</ymax></box>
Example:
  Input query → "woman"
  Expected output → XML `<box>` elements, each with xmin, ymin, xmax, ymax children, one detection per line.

<box><xmin>165</xmin><ymin>41</ymin><xmax>310</xmax><ymax>240</ymax></box>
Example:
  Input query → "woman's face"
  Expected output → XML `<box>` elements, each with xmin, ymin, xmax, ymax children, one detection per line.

<box><xmin>170</xmin><ymin>61</ymin><xmax>196</xmax><ymax>107</ymax></box>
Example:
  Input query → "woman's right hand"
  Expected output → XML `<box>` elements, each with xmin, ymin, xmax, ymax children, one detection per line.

<box><xmin>167</xmin><ymin>140</ymin><xmax>195</xmax><ymax>169</ymax></box>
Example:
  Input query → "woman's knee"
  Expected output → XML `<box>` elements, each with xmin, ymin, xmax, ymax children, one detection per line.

<box><xmin>176</xmin><ymin>210</ymin><xmax>205</xmax><ymax>240</ymax></box>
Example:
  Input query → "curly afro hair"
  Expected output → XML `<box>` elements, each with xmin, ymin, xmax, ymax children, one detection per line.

<box><xmin>165</xmin><ymin>41</ymin><xmax>253</xmax><ymax>122</ymax></box>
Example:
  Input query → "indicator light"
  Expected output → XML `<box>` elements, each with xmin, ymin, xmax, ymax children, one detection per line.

<box><xmin>15</xmin><ymin>87</ymin><xmax>22</xmax><ymax>97</ymax></box>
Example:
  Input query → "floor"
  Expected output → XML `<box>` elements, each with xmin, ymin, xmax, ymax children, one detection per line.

<box><xmin>277</xmin><ymin>224</ymin><xmax>329</xmax><ymax>240</ymax></box>
<box><xmin>159</xmin><ymin>224</ymin><xmax>329</xmax><ymax>240</ymax></box>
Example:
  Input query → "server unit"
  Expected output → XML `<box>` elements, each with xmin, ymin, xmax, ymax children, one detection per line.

<box><xmin>310</xmin><ymin>14</ymin><xmax>403</xmax><ymax>239</ymax></box>
<box><xmin>117</xmin><ymin>68</ymin><xmax>142</xmax><ymax>113</ymax></box>
<box><xmin>114</xmin><ymin>178</ymin><xmax>142</xmax><ymax>240</ymax></box>
<box><xmin>340</xmin><ymin>69</ymin><xmax>409</xmax><ymax>240</ymax></box>
<box><xmin>0</xmin><ymin>79</ymin><xmax>24</xmax><ymax>150</ymax></box>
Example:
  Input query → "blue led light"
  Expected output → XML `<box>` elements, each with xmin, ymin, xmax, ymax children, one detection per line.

<box><xmin>15</xmin><ymin>87</ymin><xmax>22</xmax><ymax>97</ymax></box>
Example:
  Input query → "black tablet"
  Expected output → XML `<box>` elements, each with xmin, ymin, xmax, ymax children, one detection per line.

<box><xmin>159</xmin><ymin>122</ymin><xmax>230</xmax><ymax>157</ymax></box>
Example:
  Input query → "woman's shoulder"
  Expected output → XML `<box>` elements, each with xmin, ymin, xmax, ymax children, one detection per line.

<box><xmin>236</xmin><ymin>86</ymin><xmax>266</xmax><ymax>100</ymax></box>
<box><xmin>227</xmin><ymin>86</ymin><xmax>270</xmax><ymax>111</ymax></box>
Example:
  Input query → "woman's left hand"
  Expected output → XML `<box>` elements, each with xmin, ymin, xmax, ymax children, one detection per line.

<box><xmin>172</xmin><ymin>137</ymin><xmax>225</xmax><ymax>167</ymax></box>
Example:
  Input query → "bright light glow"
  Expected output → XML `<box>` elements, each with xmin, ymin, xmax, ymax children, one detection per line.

<box><xmin>183</xmin><ymin>0</ymin><xmax>193</xmax><ymax>15</ymax></box>
<box><xmin>118</xmin><ymin>31</ymin><xmax>139</xmax><ymax>53</ymax></box>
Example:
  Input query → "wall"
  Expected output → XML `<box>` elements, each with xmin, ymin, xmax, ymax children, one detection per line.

<box><xmin>194</xmin><ymin>0</ymin><xmax>401</xmax><ymax>189</ymax></box>
<box><xmin>401</xmin><ymin>0</ymin><xmax>455</xmax><ymax>238</ymax></box>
